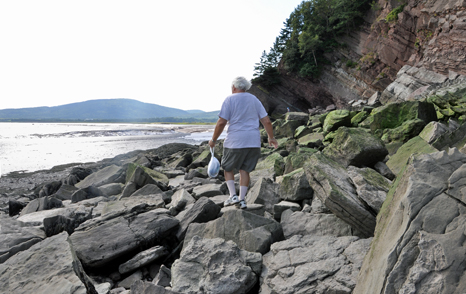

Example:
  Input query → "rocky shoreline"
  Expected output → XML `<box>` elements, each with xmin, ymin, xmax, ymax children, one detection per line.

<box><xmin>2</xmin><ymin>80</ymin><xmax>466</xmax><ymax>293</ymax></box>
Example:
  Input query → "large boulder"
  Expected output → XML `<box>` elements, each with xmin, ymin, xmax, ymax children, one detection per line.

<box><xmin>126</xmin><ymin>164</ymin><xmax>169</xmax><ymax>191</ymax></box>
<box><xmin>171</xmin><ymin>236</ymin><xmax>262</xmax><ymax>294</ymax></box>
<box><xmin>0</xmin><ymin>213</ymin><xmax>45</xmax><ymax>263</ymax></box>
<box><xmin>359</xmin><ymin>100</ymin><xmax>437</xmax><ymax>133</ymax></box>
<box><xmin>176</xmin><ymin>197</ymin><xmax>221</xmax><ymax>241</ymax></box>
<box><xmin>69</xmin><ymin>210</ymin><xmax>179</xmax><ymax>268</ymax></box>
<box><xmin>255</xmin><ymin>152</ymin><xmax>285</xmax><ymax>177</ymax></box>
<box><xmin>276</xmin><ymin>168</ymin><xmax>313</xmax><ymax>201</ymax></box>
<box><xmin>0</xmin><ymin>232</ymin><xmax>98</xmax><ymax>294</ymax></box>
<box><xmin>355</xmin><ymin>148</ymin><xmax>466</xmax><ymax>294</ymax></box>
<box><xmin>246</xmin><ymin>177</ymin><xmax>280</xmax><ymax>214</ymax></box>
<box><xmin>75</xmin><ymin>164</ymin><xmax>126</xmax><ymax>188</ymax></box>
<box><xmin>304</xmin><ymin>152</ymin><xmax>376</xmax><ymax>237</ymax></box>
<box><xmin>184</xmin><ymin>209</ymin><xmax>284</xmax><ymax>255</ymax></box>
<box><xmin>323</xmin><ymin>109</ymin><xmax>352</xmax><ymax>134</ymax></box>
<box><xmin>20</xmin><ymin>196</ymin><xmax>63</xmax><ymax>215</ymax></box>
<box><xmin>260</xmin><ymin>234</ymin><xmax>372</xmax><ymax>294</ymax></box>
<box><xmin>280</xmin><ymin>210</ymin><xmax>361</xmax><ymax>239</ymax></box>
<box><xmin>323</xmin><ymin>127</ymin><xmax>388</xmax><ymax>168</ymax></box>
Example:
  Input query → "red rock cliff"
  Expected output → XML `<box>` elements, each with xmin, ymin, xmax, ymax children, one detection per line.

<box><xmin>251</xmin><ymin>0</ymin><xmax>466</xmax><ymax>116</ymax></box>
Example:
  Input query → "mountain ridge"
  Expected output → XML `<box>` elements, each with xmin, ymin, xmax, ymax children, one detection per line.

<box><xmin>0</xmin><ymin>98</ymin><xmax>219</xmax><ymax>121</ymax></box>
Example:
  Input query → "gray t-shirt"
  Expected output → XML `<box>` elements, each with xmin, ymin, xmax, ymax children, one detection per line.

<box><xmin>218</xmin><ymin>92</ymin><xmax>268</xmax><ymax>148</ymax></box>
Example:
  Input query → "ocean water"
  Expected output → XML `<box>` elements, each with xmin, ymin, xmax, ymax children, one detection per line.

<box><xmin>0</xmin><ymin>123</ymin><xmax>223</xmax><ymax>176</ymax></box>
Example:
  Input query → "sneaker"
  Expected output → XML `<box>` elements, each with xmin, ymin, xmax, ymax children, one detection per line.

<box><xmin>238</xmin><ymin>200</ymin><xmax>247</xmax><ymax>210</ymax></box>
<box><xmin>224</xmin><ymin>195</ymin><xmax>240</xmax><ymax>206</ymax></box>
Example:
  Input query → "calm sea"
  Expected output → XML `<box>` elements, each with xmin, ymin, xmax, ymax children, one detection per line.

<box><xmin>0</xmin><ymin>123</ymin><xmax>222</xmax><ymax>176</ymax></box>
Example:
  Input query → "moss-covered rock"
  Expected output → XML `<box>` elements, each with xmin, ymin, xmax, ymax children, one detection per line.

<box><xmin>380</xmin><ymin>118</ymin><xmax>427</xmax><ymax>144</ymax></box>
<box><xmin>274</xmin><ymin>120</ymin><xmax>304</xmax><ymax>138</ymax></box>
<box><xmin>284</xmin><ymin>150</ymin><xmax>316</xmax><ymax>174</ymax></box>
<box><xmin>297</xmin><ymin>133</ymin><xmax>324</xmax><ymax>149</ymax></box>
<box><xmin>323</xmin><ymin>127</ymin><xmax>388</xmax><ymax>168</ymax></box>
<box><xmin>322</xmin><ymin>109</ymin><xmax>352</xmax><ymax>134</ymax></box>
<box><xmin>276</xmin><ymin>168</ymin><xmax>313</xmax><ymax>201</ymax></box>
<box><xmin>359</xmin><ymin>101</ymin><xmax>437</xmax><ymax>132</ymax></box>
<box><xmin>351</xmin><ymin>110</ymin><xmax>369</xmax><ymax>127</ymax></box>
<box><xmin>255</xmin><ymin>152</ymin><xmax>285</xmax><ymax>176</ymax></box>
<box><xmin>294</xmin><ymin>125</ymin><xmax>313</xmax><ymax>139</ymax></box>
<box><xmin>386</xmin><ymin>136</ymin><xmax>438</xmax><ymax>176</ymax></box>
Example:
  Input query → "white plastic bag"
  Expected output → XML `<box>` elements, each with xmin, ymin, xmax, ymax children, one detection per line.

<box><xmin>207</xmin><ymin>147</ymin><xmax>220</xmax><ymax>178</ymax></box>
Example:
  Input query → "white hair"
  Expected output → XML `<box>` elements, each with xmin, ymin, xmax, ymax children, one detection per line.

<box><xmin>232</xmin><ymin>76</ymin><xmax>252</xmax><ymax>91</ymax></box>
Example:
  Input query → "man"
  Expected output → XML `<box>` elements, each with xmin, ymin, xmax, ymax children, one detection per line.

<box><xmin>208</xmin><ymin>76</ymin><xmax>278</xmax><ymax>209</ymax></box>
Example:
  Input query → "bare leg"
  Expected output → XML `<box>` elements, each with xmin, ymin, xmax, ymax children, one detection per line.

<box><xmin>239</xmin><ymin>170</ymin><xmax>250</xmax><ymax>187</ymax></box>
<box><xmin>224</xmin><ymin>170</ymin><xmax>235</xmax><ymax>181</ymax></box>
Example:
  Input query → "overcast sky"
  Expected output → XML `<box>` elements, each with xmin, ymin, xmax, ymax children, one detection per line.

<box><xmin>0</xmin><ymin>0</ymin><xmax>303</xmax><ymax>112</ymax></box>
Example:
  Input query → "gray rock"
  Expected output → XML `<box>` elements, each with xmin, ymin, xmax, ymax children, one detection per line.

<box><xmin>117</xmin><ymin>270</ymin><xmax>143</xmax><ymax>289</ymax></box>
<box><xmin>119</xmin><ymin>245</ymin><xmax>168</xmax><ymax>274</ymax></box>
<box><xmin>273</xmin><ymin>201</ymin><xmax>301</xmax><ymax>221</ymax></box>
<box><xmin>276</xmin><ymin>168</ymin><xmax>313</xmax><ymax>201</ymax></box>
<box><xmin>76</xmin><ymin>164</ymin><xmax>126</xmax><ymax>188</ymax></box>
<box><xmin>246</xmin><ymin>177</ymin><xmax>280</xmax><ymax>214</ymax></box>
<box><xmin>53</xmin><ymin>184</ymin><xmax>79</xmax><ymax>200</ymax></box>
<box><xmin>176</xmin><ymin>197</ymin><xmax>221</xmax><ymax>241</ymax></box>
<box><xmin>304</xmin><ymin>152</ymin><xmax>376</xmax><ymax>237</ymax></box>
<box><xmin>70</xmin><ymin>210</ymin><xmax>179</xmax><ymax>268</ymax></box>
<box><xmin>191</xmin><ymin>183</ymin><xmax>223</xmax><ymax>199</ymax></box>
<box><xmin>0</xmin><ymin>232</ymin><xmax>98</xmax><ymax>294</ymax></box>
<box><xmin>185</xmin><ymin>209</ymin><xmax>284</xmax><ymax>254</ymax></box>
<box><xmin>281</xmin><ymin>210</ymin><xmax>362</xmax><ymax>239</ymax></box>
<box><xmin>153</xmin><ymin>264</ymin><xmax>171</xmax><ymax>287</ymax></box>
<box><xmin>126</xmin><ymin>164</ymin><xmax>169</xmax><ymax>192</ymax></box>
<box><xmin>20</xmin><ymin>196</ymin><xmax>63</xmax><ymax>215</ymax></box>
<box><xmin>99</xmin><ymin>183</ymin><xmax>124</xmax><ymax>196</ymax></box>
<box><xmin>8</xmin><ymin>199</ymin><xmax>26</xmax><ymax>216</ymax></box>
<box><xmin>184</xmin><ymin>168</ymin><xmax>207</xmax><ymax>180</ymax></box>
<box><xmin>131</xmin><ymin>184</ymin><xmax>164</xmax><ymax>197</ymax></box>
<box><xmin>348</xmin><ymin>166</ymin><xmax>392</xmax><ymax>214</ymax></box>
<box><xmin>354</xmin><ymin>148</ymin><xmax>466</xmax><ymax>294</ymax></box>
<box><xmin>0</xmin><ymin>213</ymin><xmax>45</xmax><ymax>263</ymax></box>
<box><xmin>131</xmin><ymin>280</ymin><xmax>180</xmax><ymax>294</ymax></box>
<box><xmin>170</xmin><ymin>189</ymin><xmax>195</xmax><ymax>211</ymax></box>
<box><xmin>171</xmin><ymin>236</ymin><xmax>261</xmax><ymax>294</ymax></box>
<box><xmin>373</xmin><ymin>161</ymin><xmax>396</xmax><ymax>180</ymax></box>
<box><xmin>419</xmin><ymin>121</ymin><xmax>450</xmax><ymax>144</ymax></box>
<box><xmin>101</xmin><ymin>195</ymin><xmax>165</xmax><ymax>218</ymax></box>
<box><xmin>36</xmin><ymin>180</ymin><xmax>62</xmax><ymax>197</ymax></box>
<box><xmin>71</xmin><ymin>186</ymin><xmax>104</xmax><ymax>203</ymax></box>
<box><xmin>260</xmin><ymin>234</ymin><xmax>372</xmax><ymax>294</ymax></box>
<box><xmin>220</xmin><ymin>203</ymin><xmax>266</xmax><ymax>217</ymax></box>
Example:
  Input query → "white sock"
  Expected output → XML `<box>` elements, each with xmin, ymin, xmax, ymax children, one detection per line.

<box><xmin>226</xmin><ymin>180</ymin><xmax>236</xmax><ymax>197</ymax></box>
<box><xmin>239</xmin><ymin>186</ymin><xmax>248</xmax><ymax>201</ymax></box>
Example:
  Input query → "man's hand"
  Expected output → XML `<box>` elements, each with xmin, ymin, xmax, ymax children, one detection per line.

<box><xmin>268</xmin><ymin>137</ymin><xmax>278</xmax><ymax>149</ymax></box>
<box><xmin>208</xmin><ymin>139</ymin><xmax>216</xmax><ymax>148</ymax></box>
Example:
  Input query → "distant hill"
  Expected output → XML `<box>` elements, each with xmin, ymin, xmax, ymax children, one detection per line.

<box><xmin>0</xmin><ymin>99</ymin><xmax>219</xmax><ymax>122</ymax></box>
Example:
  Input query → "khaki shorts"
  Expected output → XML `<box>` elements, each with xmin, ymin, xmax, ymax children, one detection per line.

<box><xmin>222</xmin><ymin>148</ymin><xmax>261</xmax><ymax>173</ymax></box>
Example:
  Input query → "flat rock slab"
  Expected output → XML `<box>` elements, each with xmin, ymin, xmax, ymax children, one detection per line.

<box><xmin>0</xmin><ymin>213</ymin><xmax>46</xmax><ymax>263</ymax></box>
<box><xmin>0</xmin><ymin>232</ymin><xmax>95</xmax><ymax>294</ymax></box>
<box><xmin>261</xmin><ymin>235</ymin><xmax>372</xmax><ymax>294</ymax></box>
<box><xmin>70</xmin><ymin>210</ymin><xmax>179</xmax><ymax>268</ymax></box>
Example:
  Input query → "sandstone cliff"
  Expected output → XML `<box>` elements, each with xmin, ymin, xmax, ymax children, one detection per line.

<box><xmin>251</xmin><ymin>0</ymin><xmax>466</xmax><ymax>116</ymax></box>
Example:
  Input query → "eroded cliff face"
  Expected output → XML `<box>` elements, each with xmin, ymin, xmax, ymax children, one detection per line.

<box><xmin>252</xmin><ymin>0</ymin><xmax>466</xmax><ymax>116</ymax></box>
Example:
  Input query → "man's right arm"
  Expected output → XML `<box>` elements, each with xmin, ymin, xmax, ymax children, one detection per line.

<box><xmin>260</xmin><ymin>116</ymin><xmax>278</xmax><ymax>149</ymax></box>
